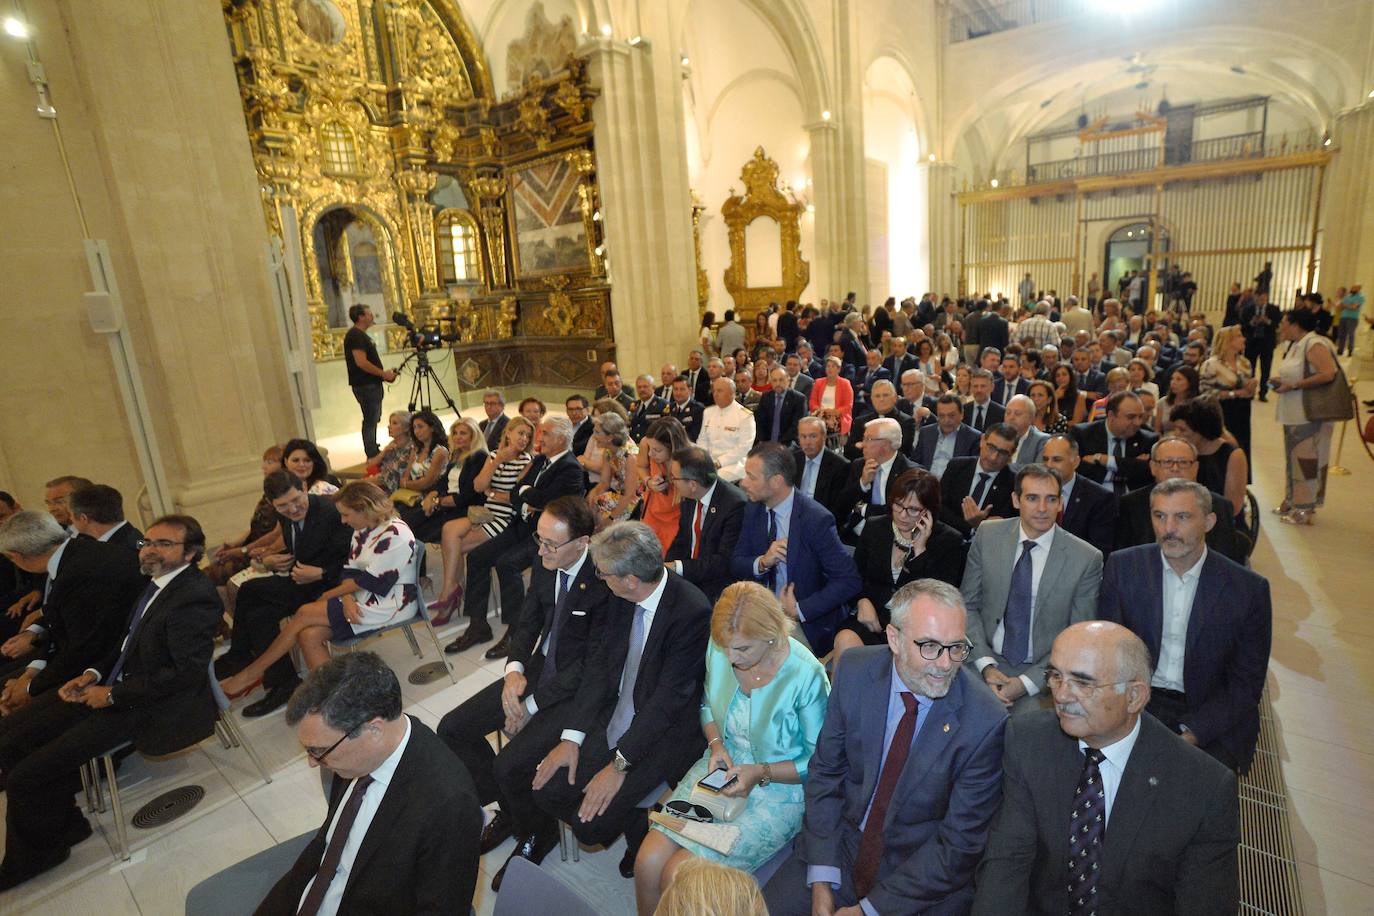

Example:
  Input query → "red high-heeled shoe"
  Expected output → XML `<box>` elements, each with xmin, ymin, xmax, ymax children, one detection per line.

<box><xmin>221</xmin><ymin>676</ymin><xmax>262</xmax><ymax>701</ymax></box>
<box><xmin>427</xmin><ymin>587</ymin><xmax>462</xmax><ymax>626</ymax></box>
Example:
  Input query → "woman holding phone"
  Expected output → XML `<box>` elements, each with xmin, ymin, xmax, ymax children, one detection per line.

<box><xmin>634</xmin><ymin>582</ymin><xmax>829</xmax><ymax>915</ymax></box>
<box><xmin>828</xmin><ymin>469</ymin><xmax>967</xmax><ymax>666</ymax></box>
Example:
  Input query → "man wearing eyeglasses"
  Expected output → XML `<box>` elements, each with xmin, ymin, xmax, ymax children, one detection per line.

<box><xmin>938</xmin><ymin>423</ymin><xmax>1018</xmax><ymax>538</ymax></box>
<box><xmin>1112</xmin><ymin>437</ymin><xmax>1245</xmax><ymax>563</ymax></box>
<box><xmin>435</xmin><ymin>497</ymin><xmax>611</xmax><ymax>889</ymax></box>
<box><xmin>961</xmin><ymin>464</ymin><xmax>1103</xmax><ymax>713</ymax></box>
<box><xmin>664</xmin><ymin>446</ymin><xmax>746</xmax><ymax>605</ymax></box>
<box><xmin>0</xmin><ymin>514</ymin><xmax>221</xmax><ymax>890</ymax></box>
<box><xmin>973</xmin><ymin>621</ymin><xmax>1239</xmax><ymax>915</ymax></box>
<box><xmin>0</xmin><ymin>509</ymin><xmax>145</xmax><ymax>715</ymax></box>
<box><xmin>1100</xmin><ymin>479</ymin><xmax>1271</xmax><ymax>774</ymax></box>
<box><xmin>763</xmin><ymin>579</ymin><xmax>1007</xmax><ymax>915</ymax></box>
<box><xmin>257</xmin><ymin>652</ymin><xmax>482</xmax><ymax>915</ymax></box>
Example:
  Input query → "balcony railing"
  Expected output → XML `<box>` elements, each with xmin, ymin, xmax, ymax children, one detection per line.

<box><xmin>1024</xmin><ymin>131</ymin><xmax>1322</xmax><ymax>184</ymax></box>
<box><xmin>948</xmin><ymin>0</ymin><xmax>1089</xmax><ymax>43</ymax></box>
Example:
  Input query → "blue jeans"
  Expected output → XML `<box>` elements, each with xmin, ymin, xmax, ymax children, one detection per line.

<box><xmin>352</xmin><ymin>383</ymin><xmax>384</xmax><ymax>457</ymax></box>
<box><xmin>1336</xmin><ymin>316</ymin><xmax>1359</xmax><ymax>356</ymax></box>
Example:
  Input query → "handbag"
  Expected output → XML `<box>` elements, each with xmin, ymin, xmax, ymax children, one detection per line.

<box><xmin>688</xmin><ymin>784</ymin><xmax>748</xmax><ymax>822</ymax></box>
<box><xmin>1301</xmin><ymin>338</ymin><xmax>1354</xmax><ymax>422</ymax></box>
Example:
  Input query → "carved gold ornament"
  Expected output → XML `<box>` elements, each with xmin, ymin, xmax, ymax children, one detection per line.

<box><xmin>721</xmin><ymin>147</ymin><xmax>810</xmax><ymax>319</ymax></box>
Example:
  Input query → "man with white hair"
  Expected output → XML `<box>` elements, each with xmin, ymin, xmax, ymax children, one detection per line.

<box><xmin>1017</xmin><ymin>301</ymin><xmax>1058</xmax><ymax>350</ymax></box>
<box><xmin>1003</xmin><ymin>394</ymin><xmax>1049</xmax><ymax>471</ymax></box>
<box><xmin>839</xmin><ymin>312</ymin><xmax>870</xmax><ymax>370</ymax></box>
<box><xmin>1059</xmin><ymin>295</ymin><xmax>1094</xmax><ymax>337</ymax></box>
<box><xmin>838</xmin><ymin>417</ymin><xmax>914</xmax><ymax>543</ymax></box>
<box><xmin>697</xmin><ymin>377</ymin><xmax>757</xmax><ymax>482</ymax></box>
<box><xmin>896</xmin><ymin>369</ymin><xmax>937</xmax><ymax>425</ymax></box>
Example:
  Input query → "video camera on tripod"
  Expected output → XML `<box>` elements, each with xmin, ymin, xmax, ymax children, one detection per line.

<box><xmin>391</xmin><ymin>311</ymin><xmax>459</xmax><ymax>351</ymax></box>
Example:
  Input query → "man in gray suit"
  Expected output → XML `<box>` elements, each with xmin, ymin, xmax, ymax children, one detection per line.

<box><xmin>784</xmin><ymin>353</ymin><xmax>814</xmax><ymax>399</ymax></box>
<box><xmin>961</xmin><ymin>464</ymin><xmax>1103</xmax><ymax>712</ymax></box>
<box><xmin>1003</xmin><ymin>395</ymin><xmax>1049</xmax><ymax>471</ymax></box>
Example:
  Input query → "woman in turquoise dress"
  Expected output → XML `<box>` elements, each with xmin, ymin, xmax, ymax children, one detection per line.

<box><xmin>634</xmin><ymin>582</ymin><xmax>830</xmax><ymax>915</ymax></box>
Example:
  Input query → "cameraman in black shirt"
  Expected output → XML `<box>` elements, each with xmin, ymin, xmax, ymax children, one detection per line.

<box><xmin>344</xmin><ymin>304</ymin><xmax>397</xmax><ymax>458</ymax></box>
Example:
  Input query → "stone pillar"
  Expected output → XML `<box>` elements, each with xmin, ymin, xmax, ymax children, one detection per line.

<box><xmin>582</xmin><ymin>24</ymin><xmax>699</xmax><ymax>378</ymax></box>
<box><xmin>0</xmin><ymin>0</ymin><xmax>298</xmax><ymax>533</ymax></box>
<box><xmin>920</xmin><ymin>161</ymin><xmax>960</xmax><ymax>298</ymax></box>
<box><xmin>1321</xmin><ymin>102</ymin><xmax>1374</xmax><ymax>362</ymax></box>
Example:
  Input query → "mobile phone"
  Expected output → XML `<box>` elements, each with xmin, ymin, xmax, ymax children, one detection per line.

<box><xmin>1267</xmin><ymin>379</ymin><xmax>1281</xmax><ymax>390</ymax></box>
<box><xmin>697</xmin><ymin>767</ymin><xmax>738</xmax><ymax>792</ymax></box>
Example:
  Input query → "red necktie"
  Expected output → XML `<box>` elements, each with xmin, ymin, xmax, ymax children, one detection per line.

<box><xmin>853</xmin><ymin>692</ymin><xmax>918</xmax><ymax>897</ymax></box>
<box><xmin>691</xmin><ymin>501</ymin><xmax>704</xmax><ymax>560</ymax></box>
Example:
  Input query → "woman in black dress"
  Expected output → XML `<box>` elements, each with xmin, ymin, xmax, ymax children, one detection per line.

<box><xmin>830</xmin><ymin>468</ymin><xmax>968</xmax><ymax>664</ymax></box>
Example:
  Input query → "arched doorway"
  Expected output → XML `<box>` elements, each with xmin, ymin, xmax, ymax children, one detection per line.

<box><xmin>1104</xmin><ymin>222</ymin><xmax>1169</xmax><ymax>312</ymax></box>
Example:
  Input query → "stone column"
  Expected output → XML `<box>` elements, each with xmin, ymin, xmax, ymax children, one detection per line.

<box><xmin>0</xmin><ymin>0</ymin><xmax>298</xmax><ymax>533</ymax></box>
<box><xmin>1321</xmin><ymin>102</ymin><xmax>1374</xmax><ymax>361</ymax></box>
<box><xmin>581</xmin><ymin>23</ymin><xmax>700</xmax><ymax>378</ymax></box>
<box><xmin>920</xmin><ymin>161</ymin><xmax>960</xmax><ymax>298</ymax></box>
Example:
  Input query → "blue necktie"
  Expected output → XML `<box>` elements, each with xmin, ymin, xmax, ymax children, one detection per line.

<box><xmin>106</xmin><ymin>582</ymin><xmax>159</xmax><ymax>685</ymax></box>
<box><xmin>971</xmin><ymin>471</ymin><xmax>992</xmax><ymax>507</ymax></box>
<box><xmin>771</xmin><ymin>393</ymin><xmax>784</xmax><ymax>441</ymax></box>
<box><xmin>802</xmin><ymin>458</ymin><xmax>818</xmax><ymax>498</ymax></box>
<box><xmin>606</xmin><ymin>604</ymin><xmax>647</xmax><ymax>747</ymax></box>
<box><xmin>870</xmin><ymin>465</ymin><xmax>884</xmax><ymax>507</ymax></box>
<box><xmin>539</xmin><ymin>571</ymin><xmax>570</xmax><ymax>686</ymax></box>
<box><xmin>764</xmin><ymin>510</ymin><xmax>778</xmax><ymax>592</ymax></box>
<box><xmin>1068</xmin><ymin>748</ymin><xmax>1107</xmax><ymax>916</ymax></box>
<box><xmin>1002</xmin><ymin>539</ymin><xmax>1035</xmax><ymax>665</ymax></box>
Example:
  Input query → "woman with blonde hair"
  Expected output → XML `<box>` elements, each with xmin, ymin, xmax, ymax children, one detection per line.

<box><xmin>1200</xmin><ymin>322</ymin><xmax>1257</xmax><ymax>463</ymax></box>
<box><xmin>405</xmin><ymin>416</ymin><xmax>487</xmax><ymax>546</ymax></box>
<box><xmin>427</xmin><ymin>416</ymin><xmax>534</xmax><ymax>621</ymax></box>
<box><xmin>219</xmin><ymin>481</ymin><xmax>417</xmax><ymax>697</ymax></box>
<box><xmin>587</xmin><ymin>411</ymin><xmax>641</xmax><ymax>527</ymax></box>
<box><xmin>635</xmin><ymin>582</ymin><xmax>829</xmax><ymax>915</ymax></box>
<box><xmin>654</xmin><ymin>859</ymin><xmax>767</xmax><ymax>916</ymax></box>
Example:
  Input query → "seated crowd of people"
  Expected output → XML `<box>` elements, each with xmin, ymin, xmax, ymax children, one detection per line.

<box><xmin>0</xmin><ymin>289</ymin><xmax>1281</xmax><ymax>914</ymax></box>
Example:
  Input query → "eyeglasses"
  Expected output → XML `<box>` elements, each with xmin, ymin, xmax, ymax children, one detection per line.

<box><xmin>890</xmin><ymin>501</ymin><xmax>926</xmax><ymax>516</ymax></box>
<box><xmin>1043</xmin><ymin>666</ymin><xmax>1131</xmax><ymax>697</ymax></box>
<box><xmin>983</xmin><ymin>443</ymin><xmax>1013</xmax><ymax>459</ymax></box>
<box><xmin>137</xmin><ymin>539</ymin><xmax>185</xmax><ymax>550</ymax></box>
<box><xmin>1152</xmin><ymin>458</ymin><xmax>1196</xmax><ymax>470</ymax></box>
<box><xmin>593</xmin><ymin>567</ymin><xmax>617</xmax><ymax>580</ymax></box>
<box><xmin>304</xmin><ymin>728</ymin><xmax>356</xmax><ymax>764</ymax></box>
<box><xmin>532</xmin><ymin>533</ymin><xmax>578</xmax><ymax>553</ymax></box>
<box><xmin>892</xmin><ymin>628</ymin><xmax>972</xmax><ymax>661</ymax></box>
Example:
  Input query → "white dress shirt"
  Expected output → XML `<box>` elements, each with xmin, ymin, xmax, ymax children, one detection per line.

<box><xmin>697</xmin><ymin>401</ymin><xmax>757</xmax><ymax>482</ymax></box>
<box><xmin>853</xmin><ymin>454</ymin><xmax>898</xmax><ymax>536</ymax></box>
<box><xmin>1153</xmin><ymin>548</ymin><xmax>1206</xmax><ymax>692</ymax></box>
<box><xmin>83</xmin><ymin>563</ymin><xmax>191</xmax><ymax>684</ymax></box>
<box><xmin>930</xmin><ymin>430</ymin><xmax>958</xmax><ymax>478</ymax></box>
<box><xmin>507</xmin><ymin>548</ymin><xmax>590</xmax><ymax>717</ymax></box>
<box><xmin>976</xmin><ymin>524</ymin><xmax>1056</xmax><ymax>696</ymax></box>
<box><xmin>519</xmin><ymin>450</ymin><xmax>570</xmax><ymax>518</ymax></box>
<box><xmin>297</xmin><ymin>717</ymin><xmax>412</xmax><ymax>916</ymax></box>
<box><xmin>1079</xmin><ymin>715</ymin><xmax>1142</xmax><ymax>824</ymax></box>
<box><xmin>561</xmin><ymin>570</ymin><xmax>669</xmax><ymax>746</ymax></box>
<box><xmin>96</xmin><ymin>520</ymin><xmax>130</xmax><ymax>543</ymax></box>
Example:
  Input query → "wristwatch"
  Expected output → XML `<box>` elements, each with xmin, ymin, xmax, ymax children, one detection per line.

<box><xmin>612</xmin><ymin>749</ymin><xmax>632</xmax><ymax>773</ymax></box>
<box><xmin>758</xmin><ymin>763</ymin><xmax>773</xmax><ymax>787</ymax></box>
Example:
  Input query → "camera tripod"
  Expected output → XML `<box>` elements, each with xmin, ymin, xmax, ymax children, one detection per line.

<box><xmin>393</xmin><ymin>346</ymin><xmax>458</xmax><ymax>414</ymax></box>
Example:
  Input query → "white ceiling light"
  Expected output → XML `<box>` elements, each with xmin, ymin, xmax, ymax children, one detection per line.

<box><xmin>599</xmin><ymin>23</ymin><xmax>612</xmax><ymax>37</ymax></box>
<box><xmin>990</xmin><ymin>178</ymin><xmax>999</xmax><ymax>188</ymax></box>
<box><xmin>3</xmin><ymin>16</ymin><xmax>28</xmax><ymax>38</ymax></box>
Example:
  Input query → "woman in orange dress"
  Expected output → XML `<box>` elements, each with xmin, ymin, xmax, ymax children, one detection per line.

<box><xmin>637</xmin><ymin>416</ymin><xmax>691</xmax><ymax>555</ymax></box>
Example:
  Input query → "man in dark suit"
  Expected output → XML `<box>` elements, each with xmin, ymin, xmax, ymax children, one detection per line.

<box><xmin>913</xmin><ymin>394</ymin><xmax>982</xmax><ymax>478</ymax></box>
<box><xmin>963</xmin><ymin>369</ymin><xmax>1006</xmax><ymax>432</ymax></box>
<box><xmin>603</xmin><ymin>370</ymin><xmax>635</xmax><ymax>411</ymax></box>
<box><xmin>961</xmin><ymin>465</ymin><xmax>1104</xmax><ymax>713</ymax></box>
<box><xmin>1069</xmin><ymin>347</ymin><xmax>1107</xmax><ymax>399</ymax></box>
<box><xmin>68</xmin><ymin>484</ymin><xmax>143</xmax><ymax>553</ymax></box>
<box><xmin>437</xmin><ymin>497</ymin><xmax>609</xmax><ymax>858</ymax></box>
<box><xmin>627</xmin><ymin>373</ymin><xmax>669</xmax><ymax>441</ymax></box>
<box><xmin>1040</xmin><ymin>434</ymin><xmax>1117</xmax><ymax>556</ymax></box>
<box><xmin>1074</xmin><ymin>391</ymin><xmax>1158</xmax><ymax>495</ymax></box>
<box><xmin>754</xmin><ymin>365</ymin><xmax>810</xmax><ymax>446</ymax></box>
<box><xmin>1113</xmin><ymin>437</ymin><xmax>1242</xmax><ymax>557</ymax></box>
<box><xmin>896</xmin><ymin>370</ymin><xmax>939</xmax><ymax>426</ymax></box>
<box><xmin>838</xmin><ymin>417</ymin><xmax>914</xmax><ymax>544</ymax></box>
<box><xmin>0</xmin><ymin>512</ymin><xmax>145</xmax><ymax>709</ymax></box>
<box><xmin>524</xmin><ymin>523</ymin><xmax>710</xmax><ymax>881</ymax></box>
<box><xmin>665</xmin><ymin>447</ymin><xmax>746</xmax><ymax>604</ymax></box>
<box><xmin>731</xmin><ymin>443</ymin><xmax>861</xmax><ymax>656</ymax></box>
<box><xmin>791</xmin><ymin>416</ymin><xmax>849</xmax><ymax>522</ymax></box>
<box><xmin>939</xmin><ymin>424</ymin><xmax>1018</xmax><ymax>537</ymax></box>
<box><xmin>973</xmin><ymin>621</ymin><xmax>1239</xmax><ymax>915</ymax></box>
<box><xmin>838</xmin><ymin>313</ymin><xmax>871</xmax><ymax>370</ymax></box>
<box><xmin>763</xmin><ymin>579</ymin><xmax>1007</xmax><ymax>915</ymax></box>
<box><xmin>216</xmin><ymin>471</ymin><xmax>352</xmax><ymax>718</ymax></box>
<box><xmin>991</xmin><ymin>354</ymin><xmax>1031</xmax><ymax>405</ymax></box>
<box><xmin>777</xmin><ymin>302</ymin><xmax>801</xmax><ymax>353</ymax></box>
<box><xmin>796</xmin><ymin>339</ymin><xmax>825</xmax><ymax>382</ymax></box>
<box><xmin>665</xmin><ymin>375</ymin><xmax>705</xmax><ymax>440</ymax></box>
<box><xmin>684</xmin><ymin>349</ymin><xmax>712</xmax><ymax>405</ymax></box>
<box><xmin>979</xmin><ymin>307</ymin><xmax>1010</xmax><ymax>354</ymax></box>
<box><xmin>566</xmin><ymin>394</ymin><xmax>594</xmax><ymax>456</ymax></box>
<box><xmin>1241</xmin><ymin>291</ymin><xmax>1282</xmax><ymax>396</ymax></box>
<box><xmin>447</xmin><ymin>416</ymin><xmax>586</xmax><ymax>658</ymax></box>
<box><xmin>852</xmin><ymin>349</ymin><xmax>891</xmax><ymax>409</ymax></box>
<box><xmin>783</xmin><ymin>352</ymin><xmax>814</xmax><ymax>399</ymax></box>
<box><xmin>883</xmin><ymin>337</ymin><xmax>919</xmax><ymax>380</ymax></box>
<box><xmin>846</xmin><ymin>381</ymin><xmax>916</xmax><ymax>460</ymax></box>
<box><xmin>257</xmin><ymin>653</ymin><xmax>482</xmax><ymax>914</ymax></box>
<box><xmin>479</xmin><ymin>389</ymin><xmax>510</xmax><ymax>451</ymax></box>
<box><xmin>0</xmin><ymin>515</ymin><xmax>222</xmax><ymax>889</ymax></box>
<box><xmin>1100</xmin><ymin>480</ymin><xmax>1271</xmax><ymax>773</ymax></box>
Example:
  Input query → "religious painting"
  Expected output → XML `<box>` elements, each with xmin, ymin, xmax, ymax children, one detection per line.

<box><xmin>506</xmin><ymin>2</ymin><xmax>576</xmax><ymax>88</ymax></box>
<box><xmin>509</xmin><ymin>156</ymin><xmax>589</xmax><ymax>278</ymax></box>
<box><xmin>292</xmin><ymin>0</ymin><xmax>347</xmax><ymax>45</ymax></box>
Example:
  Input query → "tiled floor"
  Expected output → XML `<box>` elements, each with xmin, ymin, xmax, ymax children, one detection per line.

<box><xmin>3</xmin><ymin>376</ymin><xmax>1372</xmax><ymax>914</ymax></box>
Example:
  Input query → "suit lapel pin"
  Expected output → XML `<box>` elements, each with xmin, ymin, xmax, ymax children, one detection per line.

<box><xmin>579</xmin><ymin>583</ymin><xmax>586</xmax><ymax>590</ymax></box>
<box><xmin>1148</xmin><ymin>776</ymin><xmax>1158</xmax><ymax>786</ymax></box>
<box><xmin>709</xmin><ymin>506</ymin><xmax>716</xmax><ymax>514</ymax></box>
<box><xmin>942</xmin><ymin>723</ymin><xmax>950</xmax><ymax>733</ymax></box>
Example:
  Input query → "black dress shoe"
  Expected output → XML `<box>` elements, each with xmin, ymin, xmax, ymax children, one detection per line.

<box><xmin>618</xmin><ymin>846</ymin><xmax>636</xmax><ymax>879</ymax></box>
<box><xmin>483</xmin><ymin>630</ymin><xmax>512</xmax><ymax>661</ymax></box>
<box><xmin>0</xmin><ymin>845</ymin><xmax>71</xmax><ymax>891</ymax></box>
<box><xmin>479</xmin><ymin>808</ymin><xmax>513</xmax><ymax>854</ymax></box>
<box><xmin>444</xmin><ymin>624</ymin><xmax>493</xmax><ymax>655</ymax></box>
<box><xmin>1362</xmin><ymin>399</ymin><xmax>1374</xmax><ymax>407</ymax></box>
<box><xmin>61</xmin><ymin>815</ymin><xmax>93</xmax><ymax>849</ymax></box>
<box><xmin>491</xmin><ymin>826</ymin><xmax>559</xmax><ymax>892</ymax></box>
<box><xmin>242</xmin><ymin>681</ymin><xmax>298</xmax><ymax>719</ymax></box>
